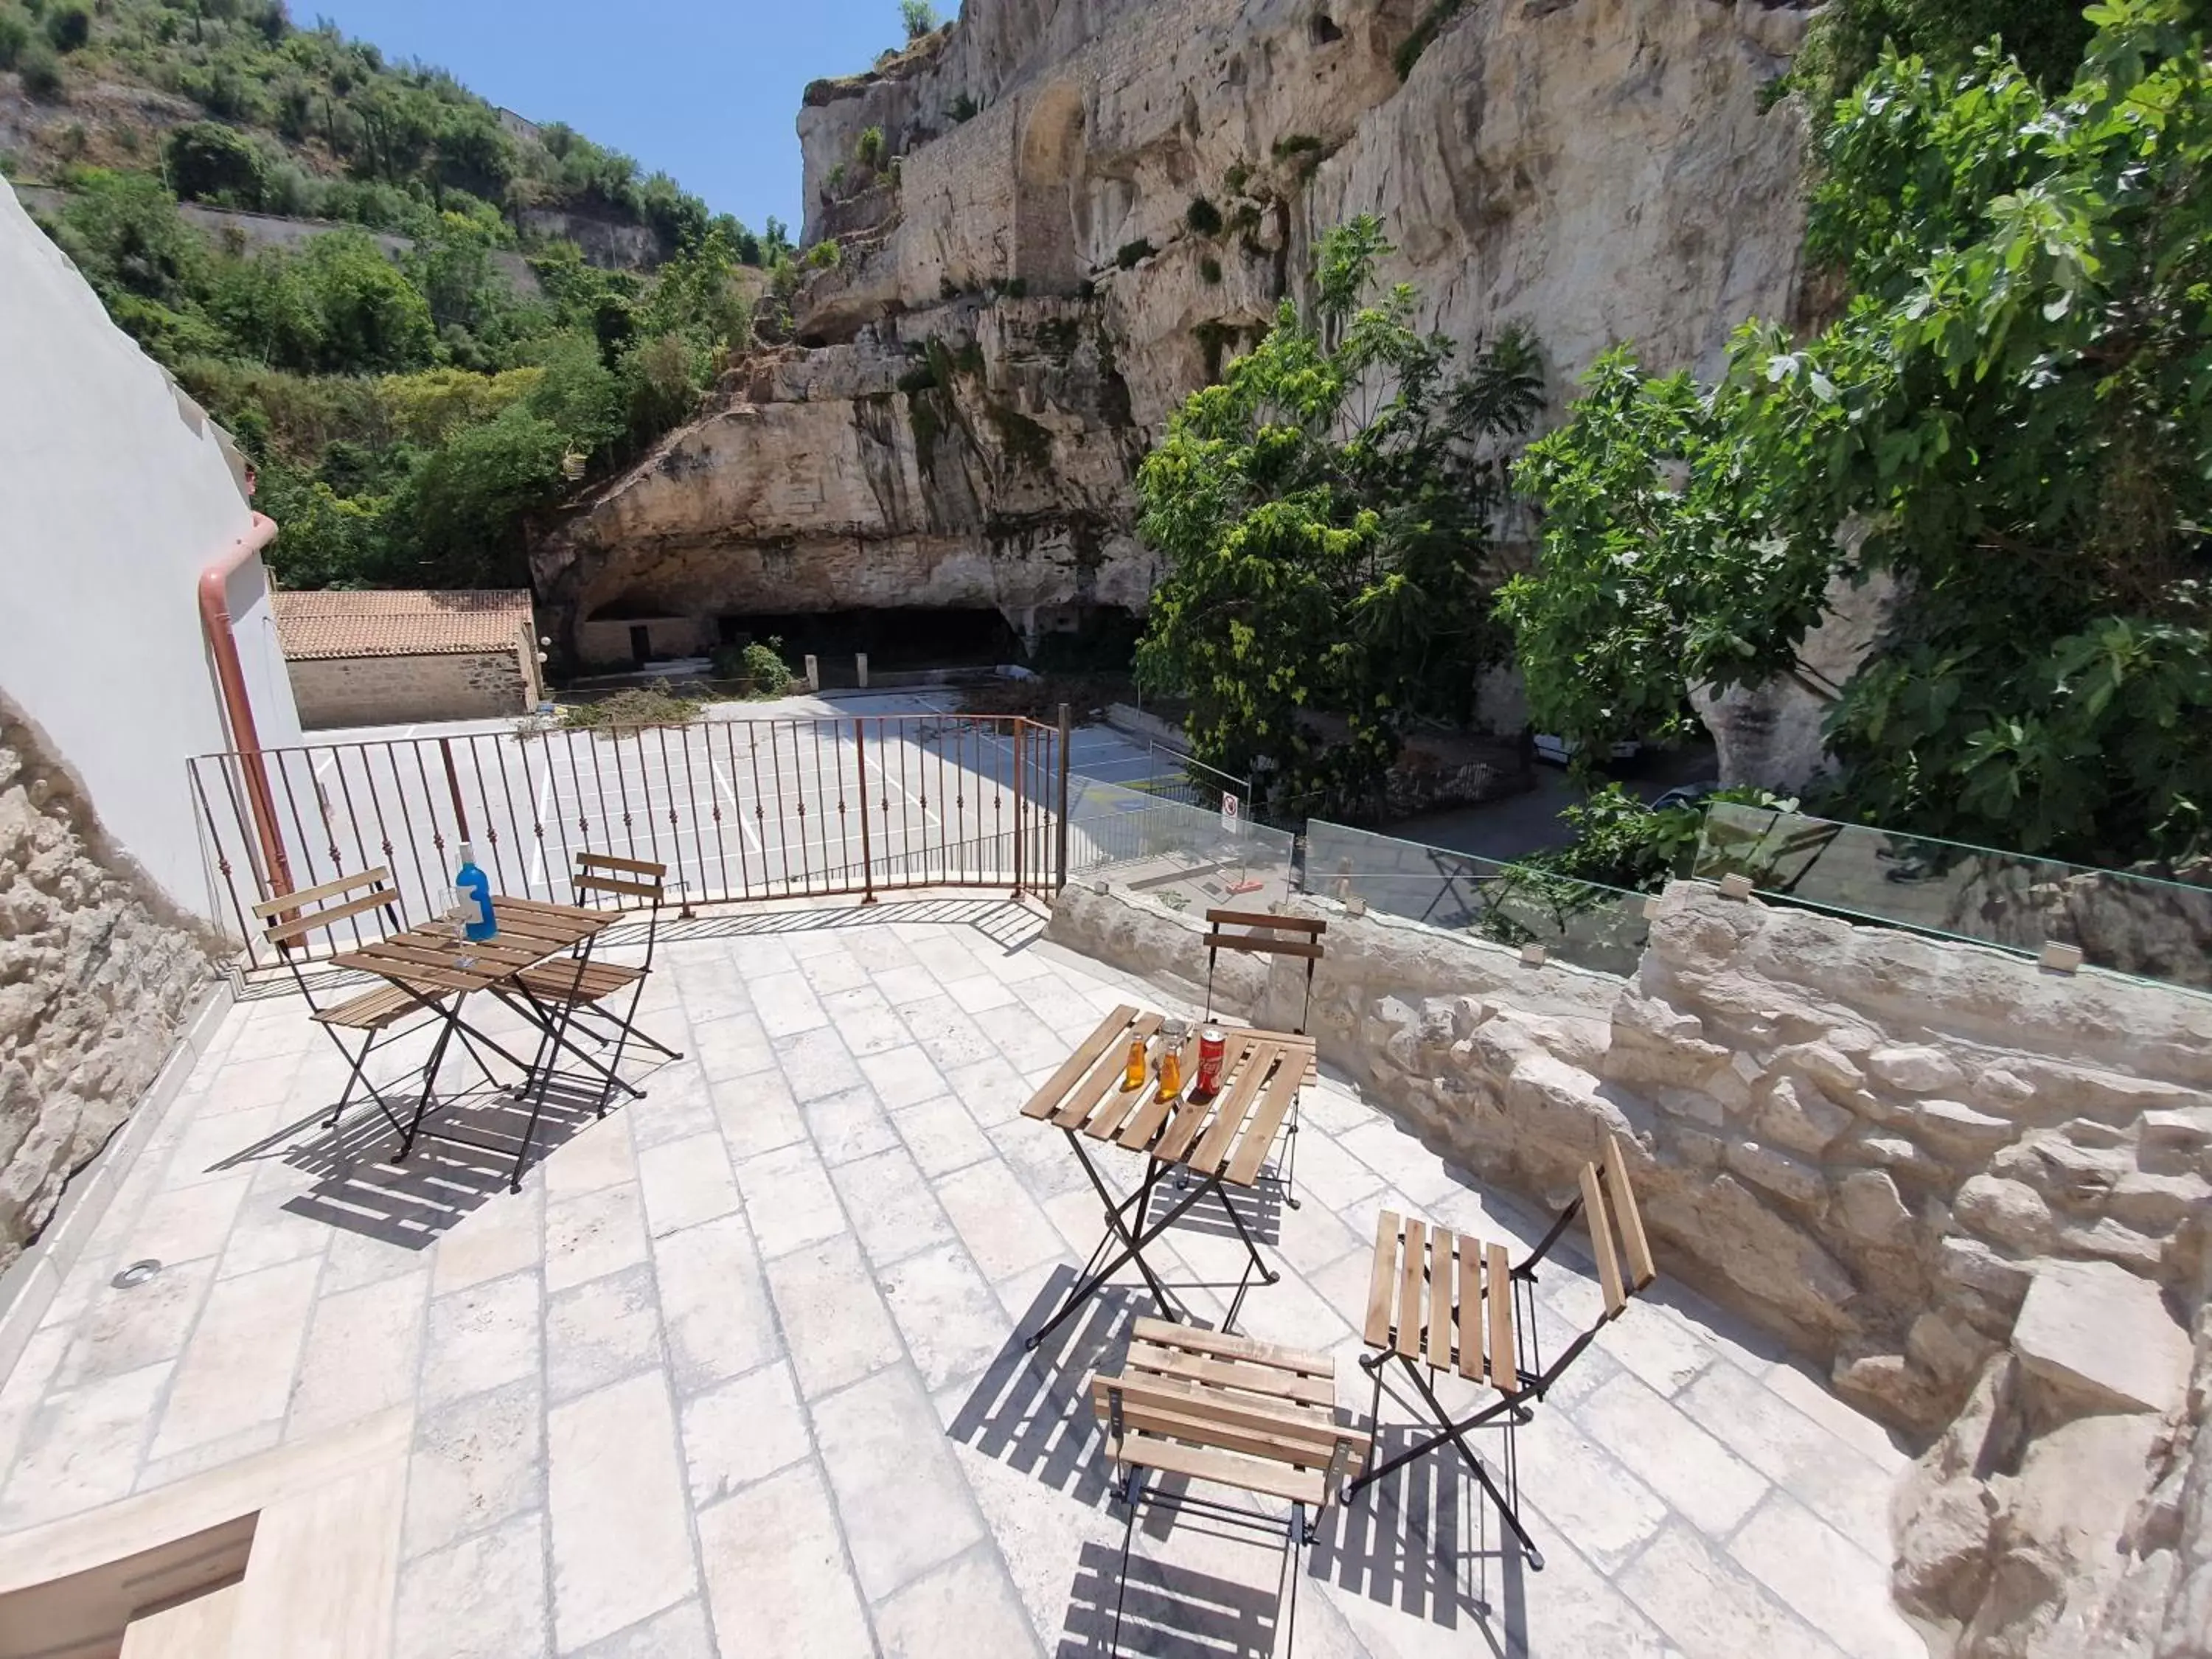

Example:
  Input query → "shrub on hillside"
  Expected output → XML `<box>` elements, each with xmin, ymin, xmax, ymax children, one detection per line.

<box><xmin>166</xmin><ymin>121</ymin><xmax>268</xmax><ymax>208</ymax></box>
<box><xmin>18</xmin><ymin>40</ymin><xmax>63</xmax><ymax>98</ymax></box>
<box><xmin>44</xmin><ymin>4</ymin><xmax>88</xmax><ymax>52</ymax></box>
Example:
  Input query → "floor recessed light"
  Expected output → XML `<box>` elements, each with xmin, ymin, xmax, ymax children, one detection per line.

<box><xmin>111</xmin><ymin>1259</ymin><xmax>162</xmax><ymax>1289</ymax></box>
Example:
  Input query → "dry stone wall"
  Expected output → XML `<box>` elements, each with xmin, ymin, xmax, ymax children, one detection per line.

<box><xmin>1046</xmin><ymin>878</ymin><xmax>2212</xmax><ymax>1655</ymax></box>
<box><xmin>0</xmin><ymin>703</ymin><xmax>216</xmax><ymax>1269</ymax></box>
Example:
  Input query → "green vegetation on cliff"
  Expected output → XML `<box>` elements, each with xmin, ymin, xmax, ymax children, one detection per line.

<box><xmin>1133</xmin><ymin>217</ymin><xmax>1542</xmax><ymax>818</ymax></box>
<box><xmin>1505</xmin><ymin>0</ymin><xmax>2212</xmax><ymax>866</ymax></box>
<box><xmin>5</xmin><ymin>0</ymin><xmax>792</xmax><ymax>591</ymax></box>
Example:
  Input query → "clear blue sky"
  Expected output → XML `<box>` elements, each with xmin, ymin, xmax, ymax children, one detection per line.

<box><xmin>308</xmin><ymin>0</ymin><xmax>917</xmax><ymax>232</ymax></box>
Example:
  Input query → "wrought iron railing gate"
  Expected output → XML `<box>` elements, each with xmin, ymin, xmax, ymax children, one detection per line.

<box><xmin>190</xmin><ymin>710</ymin><xmax>1071</xmax><ymax>967</ymax></box>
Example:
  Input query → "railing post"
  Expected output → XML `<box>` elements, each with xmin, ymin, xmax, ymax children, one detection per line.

<box><xmin>1056</xmin><ymin>701</ymin><xmax>1072</xmax><ymax>893</ymax></box>
<box><xmin>854</xmin><ymin>717</ymin><xmax>877</xmax><ymax>905</ymax></box>
<box><xmin>1012</xmin><ymin>720</ymin><xmax>1026</xmax><ymax>900</ymax></box>
<box><xmin>438</xmin><ymin>736</ymin><xmax>471</xmax><ymax>842</ymax></box>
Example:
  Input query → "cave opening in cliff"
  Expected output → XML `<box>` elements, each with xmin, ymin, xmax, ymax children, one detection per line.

<box><xmin>718</xmin><ymin>608</ymin><xmax>1022</xmax><ymax>675</ymax></box>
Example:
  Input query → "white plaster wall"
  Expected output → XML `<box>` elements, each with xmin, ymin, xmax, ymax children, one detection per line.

<box><xmin>0</xmin><ymin>180</ymin><xmax>303</xmax><ymax>917</ymax></box>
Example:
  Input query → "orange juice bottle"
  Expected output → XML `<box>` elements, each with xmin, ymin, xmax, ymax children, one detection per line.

<box><xmin>1158</xmin><ymin>1021</ymin><xmax>1185</xmax><ymax>1096</ymax></box>
<box><xmin>1124</xmin><ymin>1038</ymin><xmax>1147</xmax><ymax>1091</ymax></box>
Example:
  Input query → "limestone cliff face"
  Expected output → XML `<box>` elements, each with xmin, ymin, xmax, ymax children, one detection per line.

<box><xmin>540</xmin><ymin>0</ymin><xmax>1814</xmax><ymax>664</ymax></box>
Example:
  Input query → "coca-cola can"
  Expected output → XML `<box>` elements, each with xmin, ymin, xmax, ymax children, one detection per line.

<box><xmin>1197</xmin><ymin>1026</ymin><xmax>1226</xmax><ymax>1094</ymax></box>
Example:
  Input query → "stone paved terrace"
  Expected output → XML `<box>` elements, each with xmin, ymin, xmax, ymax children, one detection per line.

<box><xmin>0</xmin><ymin>896</ymin><xmax>1927</xmax><ymax>1658</ymax></box>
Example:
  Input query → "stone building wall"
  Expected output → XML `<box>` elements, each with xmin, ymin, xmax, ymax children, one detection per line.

<box><xmin>1047</xmin><ymin>878</ymin><xmax>2212</xmax><ymax>1656</ymax></box>
<box><xmin>0</xmin><ymin>703</ymin><xmax>216</xmax><ymax>1269</ymax></box>
<box><xmin>287</xmin><ymin>650</ymin><xmax>530</xmax><ymax>731</ymax></box>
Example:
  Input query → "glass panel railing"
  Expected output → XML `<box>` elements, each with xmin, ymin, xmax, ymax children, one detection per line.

<box><xmin>1304</xmin><ymin>820</ymin><xmax>1651</xmax><ymax>977</ymax></box>
<box><xmin>1693</xmin><ymin>801</ymin><xmax>2212</xmax><ymax>992</ymax></box>
<box><xmin>1065</xmin><ymin>775</ymin><xmax>1298</xmax><ymax>914</ymax></box>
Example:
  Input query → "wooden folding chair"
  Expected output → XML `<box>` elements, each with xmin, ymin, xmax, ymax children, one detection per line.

<box><xmin>1345</xmin><ymin>1135</ymin><xmax>1657</xmax><ymax>1571</ymax></box>
<box><xmin>504</xmin><ymin>852</ymin><xmax>681</xmax><ymax>1119</ymax></box>
<box><xmin>1199</xmin><ymin>908</ymin><xmax>1325</xmax><ymax>1207</ymax></box>
<box><xmin>1091</xmin><ymin>1318</ymin><xmax>1366</xmax><ymax>1655</ymax></box>
<box><xmin>252</xmin><ymin>869</ymin><xmax>501</xmax><ymax>1135</ymax></box>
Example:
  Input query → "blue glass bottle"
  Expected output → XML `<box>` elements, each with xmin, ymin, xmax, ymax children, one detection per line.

<box><xmin>454</xmin><ymin>842</ymin><xmax>498</xmax><ymax>942</ymax></box>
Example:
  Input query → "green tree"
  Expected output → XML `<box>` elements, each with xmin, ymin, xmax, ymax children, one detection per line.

<box><xmin>296</xmin><ymin>230</ymin><xmax>436</xmax><ymax>371</ymax></box>
<box><xmin>1135</xmin><ymin>215</ymin><xmax>1542</xmax><ymax>815</ymax></box>
<box><xmin>392</xmin><ymin>406</ymin><xmax>568</xmax><ymax>585</ymax></box>
<box><xmin>1505</xmin><ymin>1</ymin><xmax>2212</xmax><ymax>863</ymax></box>
<box><xmin>900</xmin><ymin>1</ymin><xmax>940</xmax><ymax>42</ymax></box>
<box><xmin>1789</xmin><ymin>0</ymin><xmax>2096</xmax><ymax>127</ymax></box>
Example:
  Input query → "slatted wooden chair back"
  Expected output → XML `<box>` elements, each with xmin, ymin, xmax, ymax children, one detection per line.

<box><xmin>1090</xmin><ymin>1318</ymin><xmax>1366</xmax><ymax>1510</ymax></box>
<box><xmin>1201</xmin><ymin>908</ymin><xmax>1326</xmax><ymax>1034</ymax></box>
<box><xmin>571</xmin><ymin>852</ymin><xmax>668</xmax><ymax>968</ymax></box>
<box><xmin>1578</xmin><ymin>1135</ymin><xmax>1658</xmax><ymax>1322</ymax></box>
<box><xmin>251</xmin><ymin>868</ymin><xmax>417</xmax><ymax>1023</ymax></box>
<box><xmin>252</xmin><ymin>868</ymin><xmax>404</xmax><ymax>956</ymax></box>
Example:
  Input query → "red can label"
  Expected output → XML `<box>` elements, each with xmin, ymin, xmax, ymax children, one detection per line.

<box><xmin>1197</xmin><ymin>1027</ymin><xmax>1225</xmax><ymax>1094</ymax></box>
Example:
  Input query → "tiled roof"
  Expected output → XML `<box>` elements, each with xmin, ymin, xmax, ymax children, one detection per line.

<box><xmin>272</xmin><ymin>589</ymin><xmax>535</xmax><ymax>661</ymax></box>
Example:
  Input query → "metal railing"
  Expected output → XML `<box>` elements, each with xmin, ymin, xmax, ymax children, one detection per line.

<box><xmin>192</xmin><ymin>710</ymin><xmax>1070</xmax><ymax>968</ymax></box>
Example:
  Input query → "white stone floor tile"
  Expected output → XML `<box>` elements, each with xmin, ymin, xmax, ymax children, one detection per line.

<box><xmin>679</xmin><ymin>1360</ymin><xmax>812</xmax><ymax>1506</ymax></box>
<box><xmin>147</xmin><ymin>1254</ymin><xmax>321</xmax><ymax>1460</ymax></box>
<box><xmin>0</xmin><ymin>904</ymin><xmax>1930</xmax><ymax>1659</ymax></box>
<box><xmin>653</xmin><ymin>1212</ymin><xmax>779</xmax><ymax>1394</ymax></box>
<box><xmin>544</xmin><ymin>1180</ymin><xmax>650</xmax><ymax>1294</ymax></box>
<box><xmin>697</xmin><ymin>1462</ymin><xmax>874</xmax><ymax>1659</ymax></box>
<box><xmin>889</xmin><ymin>1094</ymin><xmax>995</xmax><ymax>1179</ymax></box>
<box><xmin>935</xmin><ymin>1158</ymin><xmax>1068</xmax><ymax>1281</ymax></box>
<box><xmin>802</xmin><ymin>1082</ymin><xmax>901</xmax><ymax>1165</ymax></box>
<box><xmin>766</xmin><ymin>1236</ymin><xmax>904</xmax><ymax>1400</ymax></box>
<box><xmin>394</xmin><ymin>1509</ymin><xmax>550</xmax><ymax>1659</ymax></box>
<box><xmin>421</xmin><ymin>1269</ymin><xmax>543</xmax><ymax>1408</ymax></box>
<box><xmin>568</xmin><ymin>1597</ymin><xmax>718</xmax><ymax>1659</ymax></box>
<box><xmin>877</xmin><ymin>1240</ymin><xmax>1012</xmax><ymax>1393</ymax></box>
<box><xmin>402</xmin><ymin>1374</ymin><xmax>543</xmax><ymax>1559</ymax></box>
<box><xmin>1620</xmin><ymin>1521</ymin><xmax>1849</xmax><ymax>1659</ymax></box>
<box><xmin>734</xmin><ymin>1138</ymin><xmax>847</xmax><ymax>1258</ymax></box>
<box><xmin>1730</xmin><ymin>1489</ymin><xmax>1925</xmax><ymax>1659</ymax></box>
<box><xmin>549</xmin><ymin>1370</ymin><xmax>698</xmax><ymax>1650</ymax></box>
<box><xmin>873</xmin><ymin>1541</ymin><xmax>1041</xmax><ymax>1659</ymax></box>
<box><xmin>636</xmin><ymin>1130</ymin><xmax>740</xmax><ymax>1237</ymax></box>
<box><xmin>858</xmin><ymin>1043</ymin><xmax>949</xmax><ymax>1110</ymax></box>
<box><xmin>1576</xmin><ymin>1370</ymin><xmax>1773</xmax><ymax>1538</ymax></box>
<box><xmin>544</xmin><ymin>1263</ymin><xmax>662</xmax><ymax>1403</ymax></box>
<box><xmin>828</xmin><ymin>1144</ymin><xmax>957</xmax><ymax>1270</ymax></box>
<box><xmin>812</xmin><ymin>1363</ymin><xmax>987</xmax><ymax>1601</ymax></box>
<box><xmin>288</xmin><ymin>1266</ymin><xmax>430</xmax><ymax>1436</ymax></box>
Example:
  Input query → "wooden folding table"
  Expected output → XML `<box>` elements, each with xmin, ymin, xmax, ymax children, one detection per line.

<box><xmin>1020</xmin><ymin>1004</ymin><xmax>1315</xmax><ymax>1348</ymax></box>
<box><xmin>328</xmin><ymin>895</ymin><xmax>622</xmax><ymax>1187</ymax></box>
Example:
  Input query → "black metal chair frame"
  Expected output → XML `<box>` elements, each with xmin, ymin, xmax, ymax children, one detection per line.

<box><xmin>1346</xmin><ymin>1141</ymin><xmax>1656</xmax><ymax>1573</ymax></box>
<box><xmin>1199</xmin><ymin>908</ymin><xmax>1324</xmax><ymax>1209</ymax></box>
<box><xmin>487</xmin><ymin>855</ymin><xmax>681</xmax><ymax>1189</ymax></box>
<box><xmin>1025</xmin><ymin>1146</ymin><xmax>1279</xmax><ymax>1352</ymax></box>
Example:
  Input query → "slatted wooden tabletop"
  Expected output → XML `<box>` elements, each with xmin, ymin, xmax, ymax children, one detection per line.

<box><xmin>329</xmin><ymin>896</ymin><xmax>610</xmax><ymax>996</ymax></box>
<box><xmin>1021</xmin><ymin>1005</ymin><xmax>1315</xmax><ymax>1189</ymax></box>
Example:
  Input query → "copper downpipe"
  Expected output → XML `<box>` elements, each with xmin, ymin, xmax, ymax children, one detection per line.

<box><xmin>198</xmin><ymin>512</ymin><xmax>293</xmax><ymax>897</ymax></box>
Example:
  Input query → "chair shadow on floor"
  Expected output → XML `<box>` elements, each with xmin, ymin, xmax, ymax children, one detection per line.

<box><xmin>1309</xmin><ymin>1418</ymin><xmax>1531</xmax><ymax>1658</ymax></box>
<box><xmin>208</xmin><ymin>1073</ymin><xmax>622</xmax><ymax>1251</ymax></box>
<box><xmin>947</xmin><ymin>1264</ymin><xmax>1136</xmax><ymax>1509</ymax></box>
<box><xmin>1057</xmin><ymin>1536</ymin><xmax>1288</xmax><ymax>1658</ymax></box>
